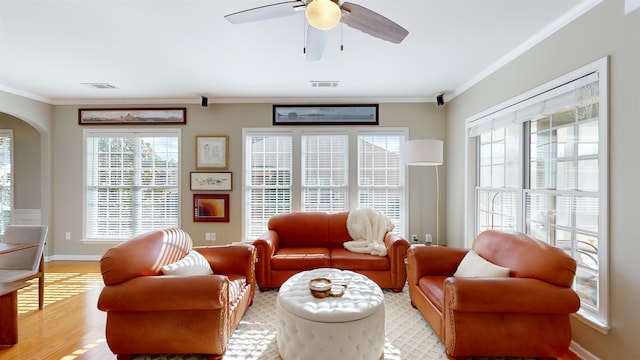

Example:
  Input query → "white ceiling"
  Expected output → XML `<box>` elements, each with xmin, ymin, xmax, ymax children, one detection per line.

<box><xmin>0</xmin><ymin>0</ymin><xmax>591</xmax><ymax>105</ymax></box>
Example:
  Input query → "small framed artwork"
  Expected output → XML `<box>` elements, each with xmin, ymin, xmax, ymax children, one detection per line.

<box><xmin>78</xmin><ymin>108</ymin><xmax>186</xmax><ymax>125</ymax></box>
<box><xmin>273</xmin><ymin>104</ymin><xmax>378</xmax><ymax>125</ymax></box>
<box><xmin>190</xmin><ymin>172</ymin><xmax>232</xmax><ymax>191</ymax></box>
<box><xmin>193</xmin><ymin>194</ymin><xmax>230</xmax><ymax>222</ymax></box>
<box><xmin>196</xmin><ymin>135</ymin><xmax>228</xmax><ymax>169</ymax></box>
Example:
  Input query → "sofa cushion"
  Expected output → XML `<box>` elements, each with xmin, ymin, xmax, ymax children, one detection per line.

<box><xmin>327</xmin><ymin>212</ymin><xmax>353</xmax><ymax>248</ymax></box>
<box><xmin>161</xmin><ymin>250</ymin><xmax>213</xmax><ymax>276</ymax></box>
<box><xmin>269</xmin><ymin>212</ymin><xmax>331</xmax><ymax>248</ymax></box>
<box><xmin>271</xmin><ymin>248</ymin><xmax>331</xmax><ymax>270</ymax></box>
<box><xmin>418</xmin><ymin>276</ymin><xmax>448</xmax><ymax>312</ymax></box>
<box><xmin>330</xmin><ymin>248</ymin><xmax>390</xmax><ymax>270</ymax></box>
<box><xmin>226</xmin><ymin>273</ymin><xmax>247</xmax><ymax>306</ymax></box>
<box><xmin>454</xmin><ymin>250</ymin><xmax>510</xmax><ymax>278</ymax></box>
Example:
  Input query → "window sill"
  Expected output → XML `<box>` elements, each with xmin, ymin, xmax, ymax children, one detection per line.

<box><xmin>80</xmin><ymin>239</ymin><xmax>125</xmax><ymax>245</ymax></box>
<box><xmin>572</xmin><ymin>311</ymin><xmax>611</xmax><ymax>335</ymax></box>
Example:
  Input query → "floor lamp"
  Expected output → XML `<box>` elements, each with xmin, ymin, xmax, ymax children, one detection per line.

<box><xmin>405</xmin><ymin>139</ymin><xmax>444</xmax><ymax>245</ymax></box>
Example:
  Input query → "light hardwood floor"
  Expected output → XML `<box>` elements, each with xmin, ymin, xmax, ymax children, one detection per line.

<box><xmin>0</xmin><ymin>261</ymin><xmax>112</xmax><ymax>360</ymax></box>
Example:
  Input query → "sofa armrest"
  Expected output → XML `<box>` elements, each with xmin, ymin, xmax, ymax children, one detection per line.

<box><xmin>195</xmin><ymin>244</ymin><xmax>257</xmax><ymax>280</ymax></box>
<box><xmin>407</xmin><ymin>246</ymin><xmax>469</xmax><ymax>284</ymax></box>
<box><xmin>444</xmin><ymin>277</ymin><xmax>581</xmax><ymax>314</ymax></box>
<box><xmin>252</xmin><ymin>230</ymin><xmax>279</xmax><ymax>288</ymax></box>
<box><xmin>384</xmin><ymin>233</ymin><xmax>410</xmax><ymax>286</ymax></box>
<box><xmin>97</xmin><ymin>274</ymin><xmax>229</xmax><ymax>312</ymax></box>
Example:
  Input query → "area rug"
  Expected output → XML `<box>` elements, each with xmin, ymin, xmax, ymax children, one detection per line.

<box><xmin>133</xmin><ymin>287</ymin><xmax>538</xmax><ymax>360</ymax></box>
<box><xmin>132</xmin><ymin>286</ymin><xmax>447</xmax><ymax>360</ymax></box>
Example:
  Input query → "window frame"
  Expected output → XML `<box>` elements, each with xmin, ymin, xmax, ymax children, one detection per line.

<box><xmin>464</xmin><ymin>57</ymin><xmax>609</xmax><ymax>332</ymax></box>
<box><xmin>82</xmin><ymin>128</ymin><xmax>182</xmax><ymax>242</ymax></box>
<box><xmin>0</xmin><ymin>129</ymin><xmax>13</xmax><ymax>236</ymax></box>
<box><xmin>242</xmin><ymin>127</ymin><xmax>408</xmax><ymax>240</ymax></box>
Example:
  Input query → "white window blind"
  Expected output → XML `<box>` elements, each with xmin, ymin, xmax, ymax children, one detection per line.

<box><xmin>358</xmin><ymin>135</ymin><xmax>403</xmax><ymax>233</ymax></box>
<box><xmin>302</xmin><ymin>135</ymin><xmax>348</xmax><ymax>212</ymax></box>
<box><xmin>0</xmin><ymin>130</ymin><xmax>12</xmax><ymax>236</ymax></box>
<box><xmin>84</xmin><ymin>129</ymin><xmax>180</xmax><ymax>240</ymax></box>
<box><xmin>245</xmin><ymin>134</ymin><xmax>292</xmax><ymax>238</ymax></box>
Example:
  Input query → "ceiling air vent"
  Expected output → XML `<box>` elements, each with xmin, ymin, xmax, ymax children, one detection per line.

<box><xmin>81</xmin><ymin>83</ymin><xmax>118</xmax><ymax>89</ymax></box>
<box><xmin>311</xmin><ymin>81</ymin><xmax>339</xmax><ymax>88</ymax></box>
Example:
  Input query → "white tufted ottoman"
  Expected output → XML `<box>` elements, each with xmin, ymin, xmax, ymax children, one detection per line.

<box><xmin>276</xmin><ymin>268</ymin><xmax>385</xmax><ymax>360</ymax></box>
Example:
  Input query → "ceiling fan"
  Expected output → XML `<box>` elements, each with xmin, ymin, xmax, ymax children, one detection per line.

<box><xmin>224</xmin><ymin>0</ymin><xmax>409</xmax><ymax>61</ymax></box>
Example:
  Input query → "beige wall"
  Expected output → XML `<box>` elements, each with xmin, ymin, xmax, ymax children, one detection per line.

<box><xmin>446</xmin><ymin>1</ymin><xmax>640</xmax><ymax>358</ymax></box>
<box><xmin>50</xmin><ymin>102</ymin><xmax>445</xmax><ymax>258</ymax></box>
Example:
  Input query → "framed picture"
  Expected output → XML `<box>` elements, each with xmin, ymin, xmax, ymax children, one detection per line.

<box><xmin>78</xmin><ymin>108</ymin><xmax>186</xmax><ymax>125</ymax></box>
<box><xmin>190</xmin><ymin>172</ymin><xmax>232</xmax><ymax>191</ymax></box>
<box><xmin>273</xmin><ymin>104</ymin><xmax>378</xmax><ymax>125</ymax></box>
<box><xmin>196</xmin><ymin>135</ymin><xmax>228</xmax><ymax>169</ymax></box>
<box><xmin>193</xmin><ymin>194</ymin><xmax>229</xmax><ymax>222</ymax></box>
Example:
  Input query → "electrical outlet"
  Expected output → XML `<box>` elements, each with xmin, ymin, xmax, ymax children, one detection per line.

<box><xmin>211</xmin><ymin>232</ymin><xmax>216</xmax><ymax>241</ymax></box>
<box><xmin>205</xmin><ymin>232</ymin><xmax>211</xmax><ymax>241</ymax></box>
<box><xmin>425</xmin><ymin>234</ymin><xmax>433</xmax><ymax>245</ymax></box>
<box><xmin>65</xmin><ymin>232</ymin><xmax>71</xmax><ymax>240</ymax></box>
<box><xmin>411</xmin><ymin>234</ymin><xmax>418</xmax><ymax>243</ymax></box>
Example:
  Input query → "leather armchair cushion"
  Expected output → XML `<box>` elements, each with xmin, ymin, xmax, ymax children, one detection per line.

<box><xmin>330</xmin><ymin>248</ymin><xmax>389</xmax><ymax>270</ymax></box>
<box><xmin>271</xmin><ymin>248</ymin><xmax>331</xmax><ymax>270</ymax></box>
<box><xmin>473</xmin><ymin>230</ymin><xmax>576</xmax><ymax>287</ymax></box>
<box><xmin>101</xmin><ymin>228</ymin><xmax>191</xmax><ymax>285</ymax></box>
<box><xmin>418</xmin><ymin>276</ymin><xmax>447</xmax><ymax>312</ymax></box>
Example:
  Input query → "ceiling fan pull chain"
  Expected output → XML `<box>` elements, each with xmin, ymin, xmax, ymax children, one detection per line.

<box><xmin>340</xmin><ymin>23</ymin><xmax>344</xmax><ymax>51</ymax></box>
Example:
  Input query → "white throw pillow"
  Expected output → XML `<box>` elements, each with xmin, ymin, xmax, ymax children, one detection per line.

<box><xmin>161</xmin><ymin>250</ymin><xmax>213</xmax><ymax>275</ymax></box>
<box><xmin>454</xmin><ymin>250</ymin><xmax>510</xmax><ymax>278</ymax></box>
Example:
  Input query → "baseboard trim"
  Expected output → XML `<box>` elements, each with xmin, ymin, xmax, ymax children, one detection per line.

<box><xmin>45</xmin><ymin>255</ymin><xmax>102</xmax><ymax>262</ymax></box>
<box><xmin>570</xmin><ymin>340</ymin><xmax>600</xmax><ymax>360</ymax></box>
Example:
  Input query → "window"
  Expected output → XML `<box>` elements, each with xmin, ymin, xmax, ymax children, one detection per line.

<box><xmin>466</xmin><ymin>58</ymin><xmax>609</xmax><ymax>330</ymax></box>
<box><xmin>302</xmin><ymin>135</ymin><xmax>348</xmax><ymax>212</ymax></box>
<box><xmin>476</xmin><ymin>125</ymin><xmax>520</xmax><ymax>233</ymax></box>
<box><xmin>357</xmin><ymin>135</ymin><xmax>402</xmax><ymax>226</ymax></box>
<box><xmin>84</xmin><ymin>129</ymin><xmax>180</xmax><ymax>240</ymax></box>
<box><xmin>244</xmin><ymin>134</ymin><xmax>292</xmax><ymax>237</ymax></box>
<box><xmin>244</xmin><ymin>128</ymin><xmax>406</xmax><ymax>239</ymax></box>
<box><xmin>0</xmin><ymin>130</ymin><xmax>12</xmax><ymax>236</ymax></box>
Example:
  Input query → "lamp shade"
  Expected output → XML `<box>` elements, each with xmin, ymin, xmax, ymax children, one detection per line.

<box><xmin>305</xmin><ymin>0</ymin><xmax>342</xmax><ymax>30</ymax></box>
<box><xmin>405</xmin><ymin>139</ymin><xmax>443</xmax><ymax>166</ymax></box>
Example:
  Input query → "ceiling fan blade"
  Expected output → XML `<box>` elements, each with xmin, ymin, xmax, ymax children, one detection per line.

<box><xmin>306</xmin><ymin>25</ymin><xmax>328</xmax><ymax>62</ymax></box>
<box><xmin>225</xmin><ymin>1</ymin><xmax>305</xmax><ymax>24</ymax></box>
<box><xmin>339</xmin><ymin>2</ymin><xmax>409</xmax><ymax>44</ymax></box>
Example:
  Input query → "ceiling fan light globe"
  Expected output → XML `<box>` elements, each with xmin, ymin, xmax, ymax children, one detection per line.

<box><xmin>305</xmin><ymin>0</ymin><xmax>341</xmax><ymax>30</ymax></box>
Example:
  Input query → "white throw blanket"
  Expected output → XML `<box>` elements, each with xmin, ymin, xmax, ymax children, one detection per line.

<box><xmin>343</xmin><ymin>208</ymin><xmax>394</xmax><ymax>256</ymax></box>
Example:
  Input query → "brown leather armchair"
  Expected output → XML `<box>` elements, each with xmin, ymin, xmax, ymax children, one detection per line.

<box><xmin>97</xmin><ymin>228</ymin><xmax>257</xmax><ymax>360</ymax></box>
<box><xmin>406</xmin><ymin>230</ymin><xmax>580</xmax><ymax>359</ymax></box>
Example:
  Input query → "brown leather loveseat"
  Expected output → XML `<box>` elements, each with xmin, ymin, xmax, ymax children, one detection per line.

<box><xmin>406</xmin><ymin>230</ymin><xmax>581</xmax><ymax>359</ymax></box>
<box><xmin>98</xmin><ymin>228</ymin><xmax>257</xmax><ymax>360</ymax></box>
<box><xmin>253</xmin><ymin>211</ymin><xmax>410</xmax><ymax>292</ymax></box>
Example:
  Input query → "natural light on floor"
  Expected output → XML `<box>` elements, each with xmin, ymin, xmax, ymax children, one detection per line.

<box><xmin>17</xmin><ymin>272</ymin><xmax>103</xmax><ymax>313</ymax></box>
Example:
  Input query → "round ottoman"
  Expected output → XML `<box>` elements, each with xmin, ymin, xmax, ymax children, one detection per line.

<box><xmin>276</xmin><ymin>268</ymin><xmax>385</xmax><ymax>360</ymax></box>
